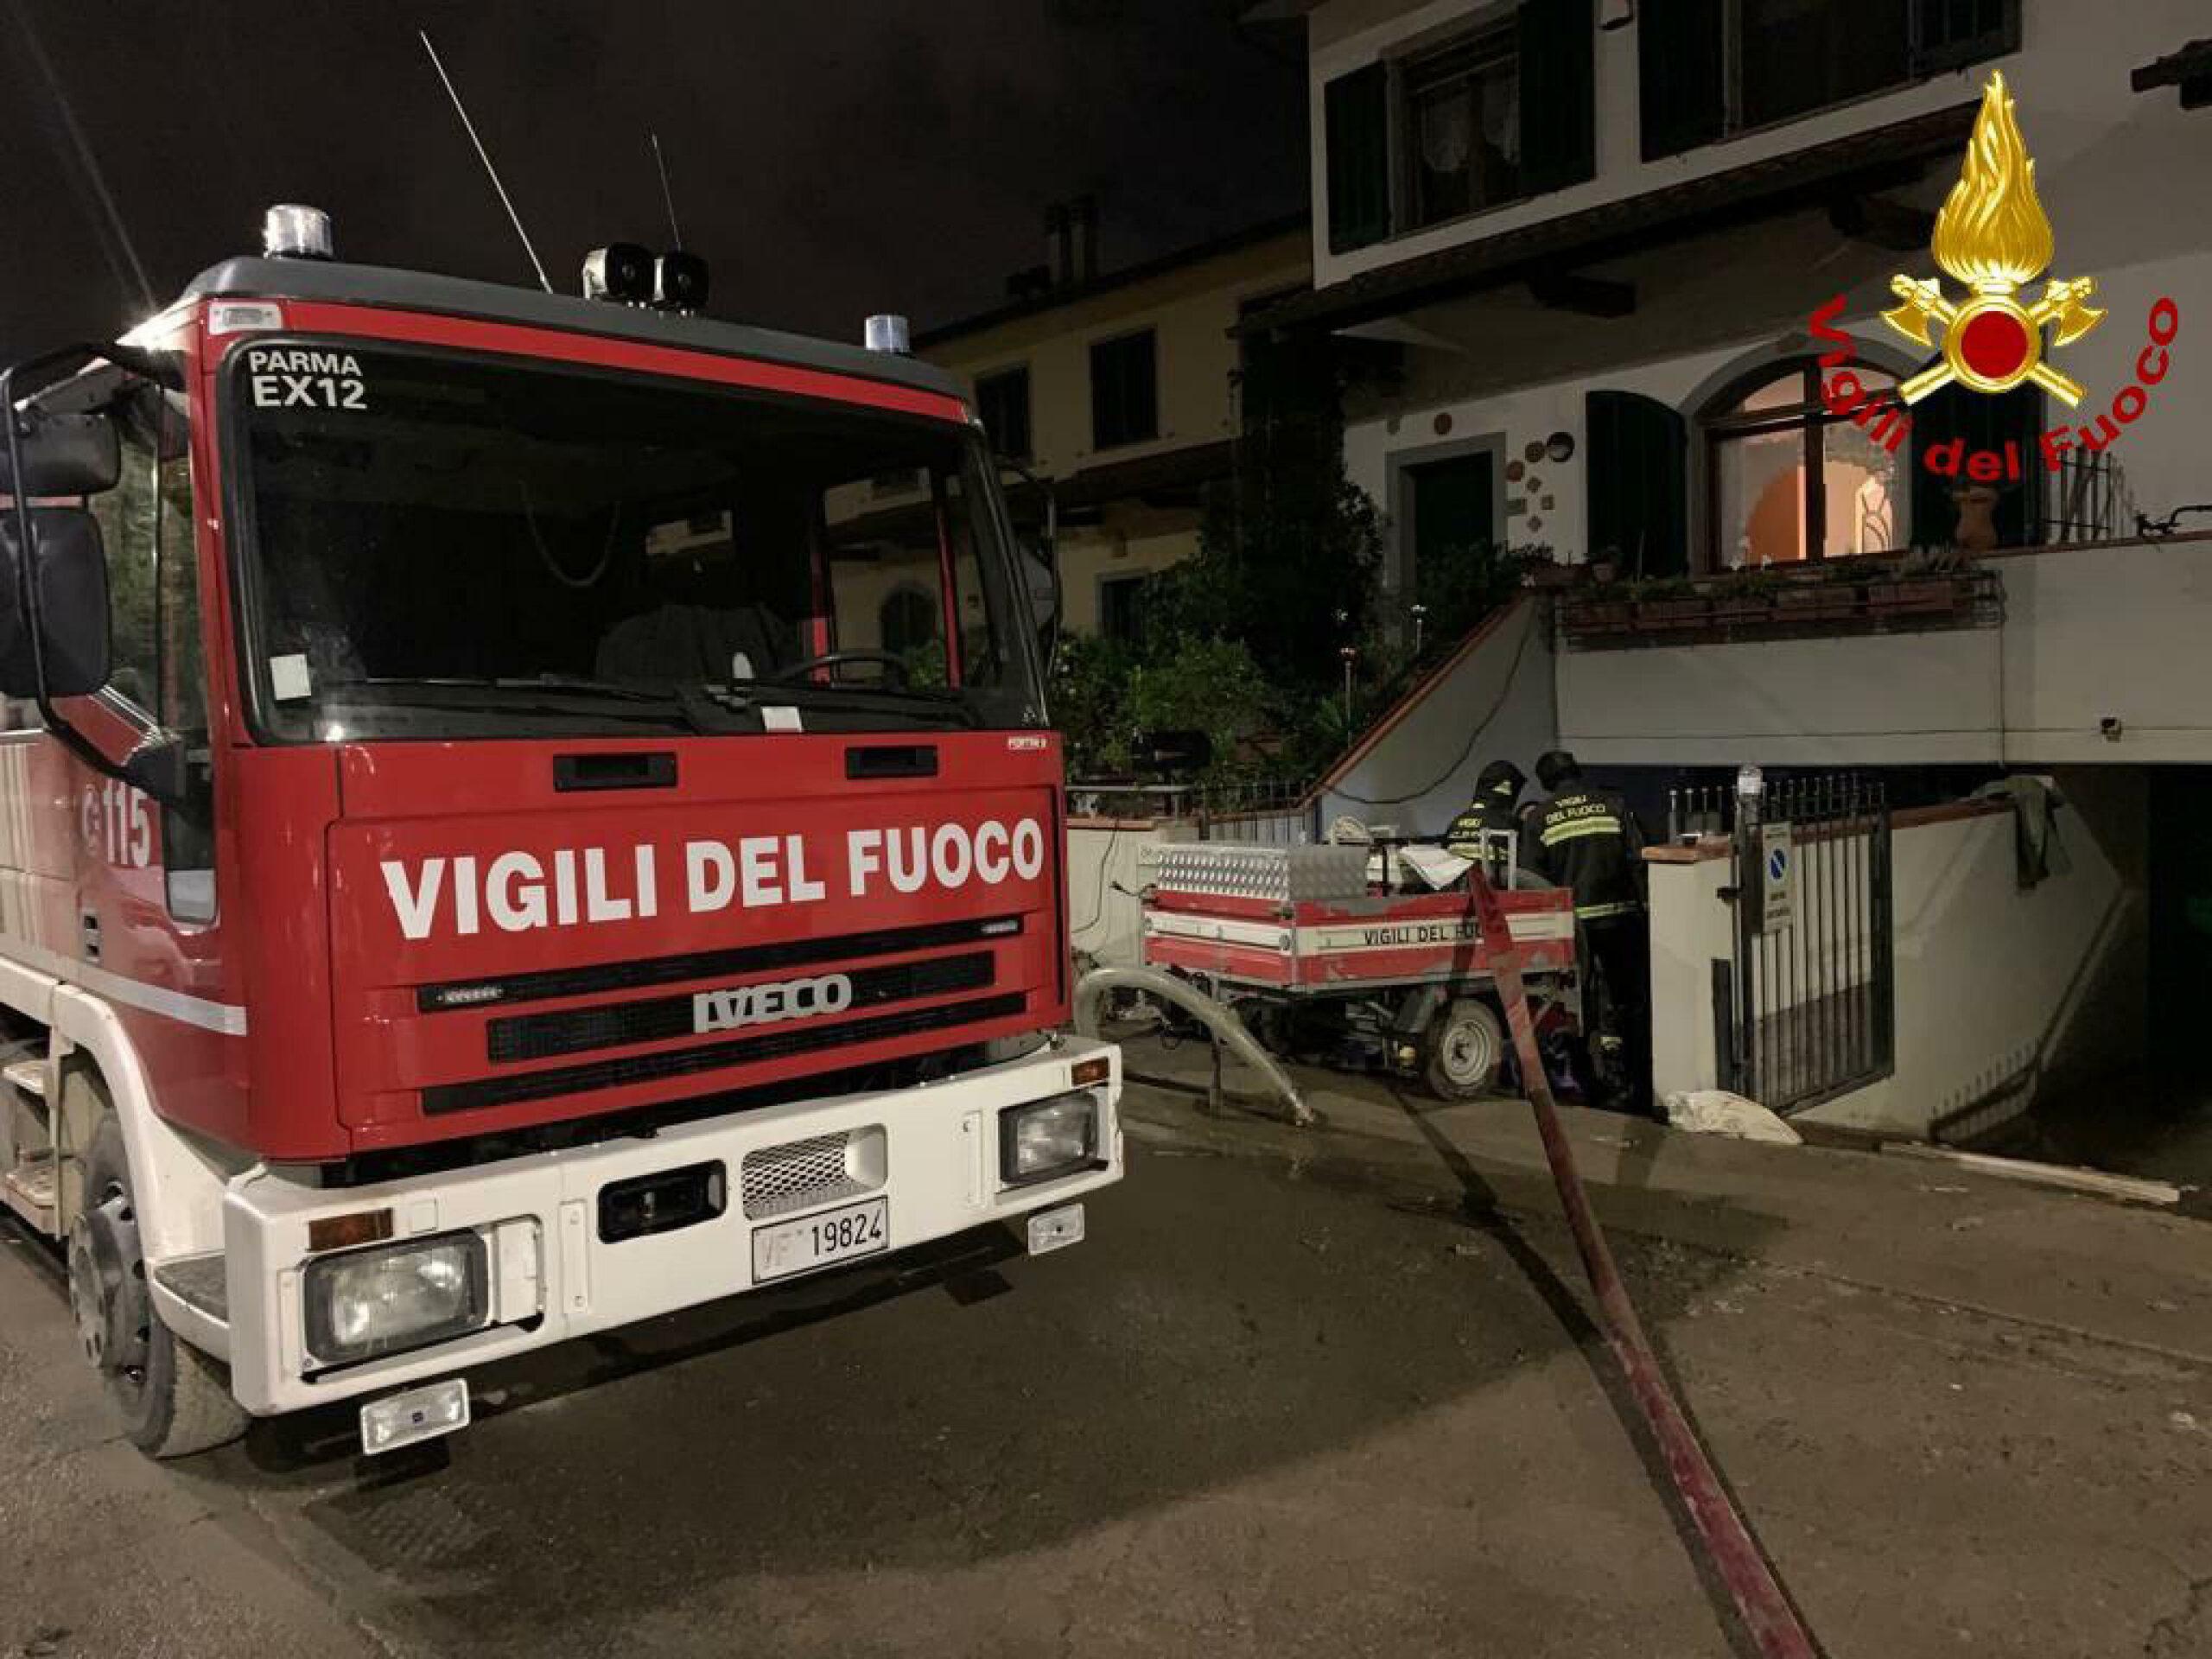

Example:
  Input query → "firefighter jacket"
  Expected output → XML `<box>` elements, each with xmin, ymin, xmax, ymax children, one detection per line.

<box><xmin>1443</xmin><ymin>797</ymin><xmax>1520</xmax><ymax>859</ymax></box>
<box><xmin>1526</xmin><ymin>785</ymin><xmax>1646</xmax><ymax>920</ymax></box>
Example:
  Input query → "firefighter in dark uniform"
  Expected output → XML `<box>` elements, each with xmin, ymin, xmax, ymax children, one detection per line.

<box><xmin>1443</xmin><ymin>760</ymin><xmax>1527</xmax><ymax>877</ymax></box>
<box><xmin>1523</xmin><ymin>750</ymin><xmax>1650</xmax><ymax>1113</ymax></box>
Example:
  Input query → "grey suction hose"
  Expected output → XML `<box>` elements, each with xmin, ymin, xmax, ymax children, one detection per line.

<box><xmin>1073</xmin><ymin>965</ymin><xmax>1315</xmax><ymax>1128</ymax></box>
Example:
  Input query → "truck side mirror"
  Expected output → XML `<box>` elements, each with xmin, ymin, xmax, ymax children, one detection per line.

<box><xmin>0</xmin><ymin>507</ymin><xmax>113</xmax><ymax>698</ymax></box>
<box><xmin>1</xmin><ymin>409</ymin><xmax>121</xmax><ymax>496</ymax></box>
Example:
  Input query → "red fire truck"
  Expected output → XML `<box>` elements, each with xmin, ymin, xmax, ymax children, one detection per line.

<box><xmin>0</xmin><ymin>207</ymin><xmax>1122</xmax><ymax>1459</ymax></box>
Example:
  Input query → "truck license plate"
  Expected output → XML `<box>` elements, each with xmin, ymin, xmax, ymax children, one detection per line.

<box><xmin>752</xmin><ymin>1197</ymin><xmax>888</xmax><ymax>1283</ymax></box>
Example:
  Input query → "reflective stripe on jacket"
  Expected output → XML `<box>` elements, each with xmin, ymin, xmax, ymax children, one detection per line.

<box><xmin>1526</xmin><ymin>785</ymin><xmax>1645</xmax><ymax>917</ymax></box>
<box><xmin>1444</xmin><ymin>800</ymin><xmax>1516</xmax><ymax>858</ymax></box>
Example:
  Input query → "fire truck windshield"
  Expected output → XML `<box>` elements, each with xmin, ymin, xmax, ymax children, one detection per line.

<box><xmin>228</xmin><ymin>340</ymin><xmax>1046</xmax><ymax>741</ymax></box>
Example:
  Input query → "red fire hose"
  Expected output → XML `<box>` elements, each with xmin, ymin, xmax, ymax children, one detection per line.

<box><xmin>1467</xmin><ymin>872</ymin><xmax>1821</xmax><ymax>1659</ymax></box>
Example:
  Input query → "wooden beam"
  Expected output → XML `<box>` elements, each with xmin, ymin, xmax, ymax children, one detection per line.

<box><xmin>1526</xmin><ymin>270</ymin><xmax>1636</xmax><ymax>318</ymax></box>
<box><xmin>1827</xmin><ymin>193</ymin><xmax>1936</xmax><ymax>251</ymax></box>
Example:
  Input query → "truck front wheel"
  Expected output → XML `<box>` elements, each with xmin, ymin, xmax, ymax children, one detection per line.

<box><xmin>67</xmin><ymin>1110</ymin><xmax>246</xmax><ymax>1459</ymax></box>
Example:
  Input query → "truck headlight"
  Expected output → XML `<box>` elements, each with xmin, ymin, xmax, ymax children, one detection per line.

<box><xmin>303</xmin><ymin>1231</ymin><xmax>491</xmax><ymax>1368</ymax></box>
<box><xmin>999</xmin><ymin>1090</ymin><xmax>1099</xmax><ymax>1187</ymax></box>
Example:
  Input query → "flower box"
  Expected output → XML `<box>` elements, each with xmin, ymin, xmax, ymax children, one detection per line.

<box><xmin>1864</xmin><ymin>577</ymin><xmax>1960</xmax><ymax>614</ymax></box>
<box><xmin>1710</xmin><ymin>596</ymin><xmax>1772</xmax><ymax>625</ymax></box>
<box><xmin>1634</xmin><ymin>597</ymin><xmax>1710</xmax><ymax>627</ymax></box>
<box><xmin>1563</xmin><ymin>600</ymin><xmax>1633</xmax><ymax>632</ymax></box>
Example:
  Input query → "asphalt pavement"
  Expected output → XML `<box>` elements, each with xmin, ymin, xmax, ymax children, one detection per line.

<box><xmin>2</xmin><ymin>1058</ymin><xmax>2208</xmax><ymax>1659</ymax></box>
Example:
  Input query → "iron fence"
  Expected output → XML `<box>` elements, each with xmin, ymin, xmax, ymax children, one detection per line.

<box><xmin>1066</xmin><ymin>778</ymin><xmax>1318</xmax><ymax>844</ymax></box>
<box><xmin>1721</xmin><ymin>775</ymin><xmax>1895</xmax><ymax>1114</ymax></box>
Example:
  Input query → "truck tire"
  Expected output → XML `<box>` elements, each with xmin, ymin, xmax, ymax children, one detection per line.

<box><xmin>67</xmin><ymin>1110</ymin><xmax>246</xmax><ymax>1459</ymax></box>
<box><xmin>1424</xmin><ymin>998</ymin><xmax>1504</xmax><ymax>1100</ymax></box>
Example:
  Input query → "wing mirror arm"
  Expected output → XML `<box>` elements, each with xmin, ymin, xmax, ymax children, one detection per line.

<box><xmin>120</xmin><ymin>731</ymin><xmax>191</xmax><ymax>807</ymax></box>
<box><xmin>999</xmin><ymin>454</ymin><xmax>1062</xmax><ymax>669</ymax></box>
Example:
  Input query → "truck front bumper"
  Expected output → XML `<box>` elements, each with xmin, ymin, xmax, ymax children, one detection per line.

<box><xmin>220</xmin><ymin>1038</ymin><xmax>1122</xmax><ymax>1417</ymax></box>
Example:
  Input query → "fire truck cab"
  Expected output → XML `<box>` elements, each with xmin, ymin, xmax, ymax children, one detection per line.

<box><xmin>0</xmin><ymin>209</ymin><xmax>1122</xmax><ymax>1458</ymax></box>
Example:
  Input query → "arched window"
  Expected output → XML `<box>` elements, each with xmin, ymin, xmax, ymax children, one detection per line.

<box><xmin>878</xmin><ymin>585</ymin><xmax>938</xmax><ymax>657</ymax></box>
<box><xmin>1704</xmin><ymin>361</ymin><xmax>1904</xmax><ymax>569</ymax></box>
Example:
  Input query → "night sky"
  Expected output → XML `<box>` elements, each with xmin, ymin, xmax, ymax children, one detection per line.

<box><xmin>0</xmin><ymin>0</ymin><xmax>1306</xmax><ymax>364</ymax></box>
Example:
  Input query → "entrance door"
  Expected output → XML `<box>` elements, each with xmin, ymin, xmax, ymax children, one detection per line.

<box><xmin>1405</xmin><ymin>450</ymin><xmax>1497</xmax><ymax>598</ymax></box>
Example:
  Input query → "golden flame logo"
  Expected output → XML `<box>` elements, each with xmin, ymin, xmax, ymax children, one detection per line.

<box><xmin>1882</xmin><ymin>73</ymin><xmax>2102</xmax><ymax>404</ymax></box>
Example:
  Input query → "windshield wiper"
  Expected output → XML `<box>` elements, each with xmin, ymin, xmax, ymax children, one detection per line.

<box><xmin>486</xmin><ymin>675</ymin><xmax>677</xmax><ymax>701</ymax></box>
<box><xmin>315</xmin><ymin>676</ymin><xmax>705</xmax><ymax>728</ymax></box>
<box><xmin>711</xmin><ymin>677</ymin><xmax>982</xmax><ymax>728</ymax></box>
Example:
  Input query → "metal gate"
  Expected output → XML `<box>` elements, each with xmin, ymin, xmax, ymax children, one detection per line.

<box><xmin>1724</xmin><ymin>775</ymin><xmax>1894</xmax><ymax>1113</ymax></box>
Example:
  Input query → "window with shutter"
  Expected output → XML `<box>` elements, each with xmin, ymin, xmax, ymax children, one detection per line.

<box><xmin>976</xmin><ymin>366</ymin><xmax>1031</xmax><ymax>462</ymax></box>
<box><xmin>1587</xmin><ymin>390</ymin><xmax>1688</xmax><ymax>579</ymax></box>
<box><xmin>1325</xmin><ymin>65</ymin><xmax>1390</xmax><ymax>252</ymax></box>
<box><xmin>1639</xmin><ymin>0</ymin><xmax>1726</xmax><ymax>161</ymax></box>
<box><xmin>1403</xmin><ymin>28</ymin><xmax>1522</xmax><ymax>230</ymax></box>
<box><xmin>1518</xmin><ymin>0</ymin><xmax>1596</xmax><ymax>196</ymax></box>
<box><xmin>1326</xmin><ymin>6</ymin><xmax>1596</xmax><ymax>251</ymax></box>
<box><xmin>1910</xmin><ymin>0</ymin><xmax>2020</xmax><ymax>75</ymax></box>
<box><xmin>1640</xmin><ymin>0</ymin><xmax>2017</xmax><ymax>160</ymax></box>
<box><xmin>1090</xmin><ymin>331</ymin><xmax>1158</xmax><ymax>452</ymax></box>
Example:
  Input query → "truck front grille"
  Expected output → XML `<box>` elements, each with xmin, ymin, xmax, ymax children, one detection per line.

<box><xmin>417</xmin><ymin>914</ymin><xmax>1021</xmax><ymax>1013</ymax></box>
<box><xmin>741</xmin><ymin>1128</ymin><xmax>887</xmax><ymax>1220</ymax></box>
<box><xmin>422</xmin><ymin>992</ymin><xmax>1027</xmax><ymax>1116</ymax></box>
<box><xmin>486</xmin><ymin>952</ymin><xmax>994</xmax><ymax>1063</ymax></box>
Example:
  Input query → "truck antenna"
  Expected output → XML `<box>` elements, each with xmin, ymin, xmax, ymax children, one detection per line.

<box><xmin>417</xmin><ymin>30</ymin><xmax>554</xmax><ymax>293</ymax></box>
<box><xmin>650</xmin><ymin>131</ymin><xmax>685</xmax><ymax>251</ymax></box>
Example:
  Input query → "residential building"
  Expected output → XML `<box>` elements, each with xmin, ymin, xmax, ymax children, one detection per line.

<box><xmin>1253</xmin><ymin>1</ymin><xmax>2211</xmax><ymax>590</ymax></box>
<box><xmin>912</xmin><ymin>208</ymin><xmax>1311</xmax><ymax>645</ymax></box>
<box><xmin>1192</xmin><ymin>3</ymin><xmax>2212</xmax><ymax>1157</ymax></box>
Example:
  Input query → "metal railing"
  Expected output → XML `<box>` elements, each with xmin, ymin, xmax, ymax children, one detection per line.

<box><xmin>1066</xmin><ymin>778</ymin><xmax>1318</xmax><ymax>845</ymax></box>
<box><xmin>1722</xmin><ymin>775</ymin><xmax>1895</xmax><ymax>1114</ymax></box>
<box><xmin>2048</xmin><ymin>448</ymin><xmax>2133</xmax><ymax>544</ymax></box>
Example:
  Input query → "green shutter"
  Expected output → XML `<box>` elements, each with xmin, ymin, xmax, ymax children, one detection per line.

<box><xmin>1638</xmin><ymin>0</ymin><xmax>1726</xmax><ymax>160</ymax></box>
<box><xmin>1586</xmin><ymin>390</ymin><xmax>1688</xmax><ymax>578</ymax></box>
<box><xmin>1910</xmin><ymin>0</ymin><xmax>2021</xmax><ymax>75</ymax></box>
<box><xmin>1517</xmin><ymin>0</ymin><xmax>1596</xmax><ymax>195</ymax></box>
<box><xmin>1908</xmin><ymin>378</ymin><xmax>2044</xmax><ymax>549</ymax></box>
<box><xmin>1325</xmin><ymin>64</ymin><xmax>1389</xmax><ymax>253</ymax></box>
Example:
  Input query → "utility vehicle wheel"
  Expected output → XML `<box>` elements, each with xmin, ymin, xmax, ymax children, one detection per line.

<box><xmin>67</xmin><ymin>1110</ymin><xmax>245</xmax><ymax>1459</ymax></box>
<box><xmin>1424</xmin><ymin>998</ymin><xmax>1504</xmax><ymax>1099</ymax></box>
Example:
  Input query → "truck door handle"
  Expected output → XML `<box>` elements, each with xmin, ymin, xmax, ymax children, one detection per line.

<box><xmin>553</xmin><ymin>752</ymin><xmax>677</xmax><ymax>792</ymax></box>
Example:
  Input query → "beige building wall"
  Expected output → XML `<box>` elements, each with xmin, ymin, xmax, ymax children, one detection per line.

<box><xmin>925</xmin><ymin>228</ymin><xmax>1307</xmax><ymax>476</ymax></box>
<box><xmin>917</xmin><ymin>226</ymin><xmax>1310</xmax><ymax>635</ymax></box>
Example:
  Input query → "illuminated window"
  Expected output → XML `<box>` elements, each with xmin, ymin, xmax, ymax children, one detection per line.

<box><xmin>1705</xmin><ymin>363</ymin><xmax>1903</xmax><ymax>569</ymax></box>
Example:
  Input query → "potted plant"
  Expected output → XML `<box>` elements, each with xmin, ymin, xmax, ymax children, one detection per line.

<box><xmin>1708</xmin><ymin>570</ymin><xmax>1777</xmax><ymax>626</ymax></box>
<box><xmin>1630</xmin><ymin>576</ymin><xmax>1709</xmax><ymax>631</ymax></box>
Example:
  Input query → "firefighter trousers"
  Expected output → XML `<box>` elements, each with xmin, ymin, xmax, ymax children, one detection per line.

<box><xmin>1581</xmin><ymin>912</ymin><xmax>1651</xmax><ymax>1115</ymax></box>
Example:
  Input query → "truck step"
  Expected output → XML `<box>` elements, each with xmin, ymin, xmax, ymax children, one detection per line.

<box><xmin>2</xmin><ymin>1058</ymin><xmax>47</xmax><ymax>1102</ymax></box>
<box><xmin>1</xmin><ymin>1154</ymin><xmax>57</xmax><ymax>1233</ymax></box>
<box><xmin>152</xmin><ymin>1253</ymin><xmax>229</xmax><ymax>1323</ymax></box>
